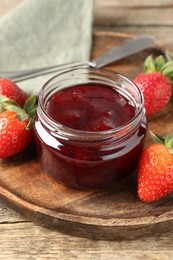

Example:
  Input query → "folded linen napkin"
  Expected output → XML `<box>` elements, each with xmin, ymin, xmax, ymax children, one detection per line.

<box><xmin>0</xmin><ymin>0</ymin><xmax>94</xmax><ymax>94</ymax></box>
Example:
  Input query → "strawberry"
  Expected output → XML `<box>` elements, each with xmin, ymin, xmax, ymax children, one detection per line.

<box><xmin>0</xmin><ymin>78</ymin><xmax>29</xmax><ymax>107</ymax></box>
<box><xmin>134</xmin><ymin>55</ymin><xmax>173</xmax><ymax>116</ymax></box>
<box><xmin>138</xmin><ymin>131</ymin><xmax>173</xmax><ymax>202</ymax></box>
<box><xmin>0</xmin><ymin>94</ymin><xmax>37</xmax><ymax>158</ymax></box>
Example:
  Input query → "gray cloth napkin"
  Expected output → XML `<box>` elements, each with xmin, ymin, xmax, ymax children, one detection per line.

<box><xmin>0</xmin><ymin>0</ymin><xmax>94</xmax><ymax>95</ymax></box>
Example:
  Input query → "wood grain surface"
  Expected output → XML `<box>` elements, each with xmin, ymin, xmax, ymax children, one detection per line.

<box><xmin>94</xmin><ymin>0</ymin><xmax>173</xmax><ymax>26</ymax></box>
<box><xmin>94</xmin><ymin>0</ymin><xmax>173</xmax><ymax>46</ymax></box>
<box><xmin>1</xmin><ymin>1</ymin><xmax>173</xmax><ymax>259</ymax></box>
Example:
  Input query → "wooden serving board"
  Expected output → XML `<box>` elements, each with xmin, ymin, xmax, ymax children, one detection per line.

<box><xmin>1</xmin><ymin>32</ymin><xmax>173</xmax><ymax>241</ymax></box>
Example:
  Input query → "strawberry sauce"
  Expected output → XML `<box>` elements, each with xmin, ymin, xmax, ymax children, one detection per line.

<box><xmin>45</xmin><ymin>84</ymin><xmax>135</xmax><ymax>131</ymax></box>
<box><xmin>34</xmin><ymin>70</ymin><xmax>147</xmax><ymax>190</ymax></box>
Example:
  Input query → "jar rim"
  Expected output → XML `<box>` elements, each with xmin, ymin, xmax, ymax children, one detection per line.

<box><xmin>37</xmin><ymin>67</ymin><xmax>145</xmax><ymax>140</ymax></box>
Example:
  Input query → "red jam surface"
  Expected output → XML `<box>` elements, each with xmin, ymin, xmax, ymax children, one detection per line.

<box><xmin>46</xmin><ymin>84</ymin><xmax>136</xmax><ymax>131</ymax></box>
<box><xmin>34</xmin><ymin>83</ymin><xmax>147</xmax><ymax>189</ymax></box>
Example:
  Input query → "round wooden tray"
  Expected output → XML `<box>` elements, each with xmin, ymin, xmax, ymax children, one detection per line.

<box><xmin>1</xmin><ymin>32</ymin><xmax>173</xmax><ymax>240</ymax></box>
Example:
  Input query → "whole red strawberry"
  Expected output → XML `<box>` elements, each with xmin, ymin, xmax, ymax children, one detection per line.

<box><xmin>138</xmin><ymin>132</ymin><xmax>173</xmax><ymax>202</ymax></box>
<box><xmin>134</xmin><ymin>55</ymin><xmax>173</xmax><ymax>116</ymax></box>
<box><xmin>0</xmin><ymin>95</ymin><xmax>37</xmax><ymax>158</ymax></box>
<box><xmin>0</xmin><ymin>78</ymin><xmax>29</xmax><ymax>107</ymax></box>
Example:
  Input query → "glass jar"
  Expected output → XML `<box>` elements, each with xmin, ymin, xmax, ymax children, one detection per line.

<box><xmin>34</xmin><ymin>67</ymin><xmax>147</xmax><ymax>190</ymax></box>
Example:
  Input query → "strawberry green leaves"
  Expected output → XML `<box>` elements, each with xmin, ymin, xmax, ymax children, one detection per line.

<box><xmin>144</xmin><ymin>55</ymin><xmax>156</xmax><ymax>72</ymax></box>
<box><xmin>23</xmin><ymin>96</ymin><xmax>37</xmax><ymax>117</ymax></box>
<box><xmin>22</xmin><ymin>96</ymin><xmax>37</xmax><ymax>130</ymax></box>
<box><xmin>151</xmin><ymin>131</ymin><xmax>173</xmax><ymax>154</ymax></box>
<box><xmin>144</xmin><ymin>54</ymin><xmax>173</xmax><ymax>83</ymax></box>
<box><xmin>150</xmin><ymin>131</ymin><xmax>165</xmax><ymax>144</ymax></box>
<box><xmin>0</xmin><ymin>94</ymin><xmax>37</xmax><ymax>130</ymax></box>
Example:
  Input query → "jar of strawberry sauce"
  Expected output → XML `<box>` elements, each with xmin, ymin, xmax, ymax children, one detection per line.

<box><xmin>34</xmin><ymin>67</ymin><xmax>147</xmax><ymax>189</ymax></box>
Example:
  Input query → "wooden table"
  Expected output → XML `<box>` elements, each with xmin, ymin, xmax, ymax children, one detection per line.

<box><xmin>1</xmin><ymin>1</ymin><xmax>173</xmax><ymax>259</ymax></box>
